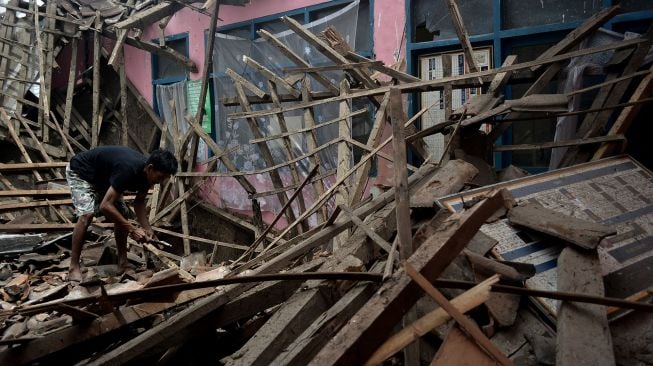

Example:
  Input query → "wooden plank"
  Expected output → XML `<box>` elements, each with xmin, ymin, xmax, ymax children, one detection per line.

<box><xmin>113</xmin><ymin>1</ymin><xmax>183</xmax><ymax>29</ymax></box>
<box><xmin>309</xmin><ymin>189</ymin><xmax>508</xmax><ymax>366</ymax></box>
<box><xmin>507</xmin><ymin>202</ymin><xmax>616</xmax><ymax>250</ymax></box>
<box><xmin>63</xmin><ymin>36</ymin><xmax>78</xmax><ymax>135</ymax></box>
<box><xmin>404</xmin><ymin>263</ymin><xmax>513</xmax><ymax>366</ymax></box>
<box><xmin>531</xmin><ymin>5</ymin><xmax>620</xmax><ymax>72</ymax></box>
<box><xmin>258</xmin><ymin>29</ymin><xmax>340</xmax><ymax>95</ymax></box>
<box><xmin>249</xmin><ymin>109</ymin><xmax>367</xmax><ymax>144</ymax></box>
<box><xmin>151</xmin><ymin>226</ymin><xmax>252</xmax><ymax>252</ymax></box>
<box><xmin>284</xmin><ymin>60</ymin><xmax>383</xmax><ymax>74</ymax></box>
<box><xmin>108</xmin><ymin>29</ymin><xmax>129</xmax><ymax>69</ymax></box>
<box><xmin>556</xmin><ymin>247</ymin><xmax>615</xmax><ymax>366</ymax></box>
<box><xmin>445</xmin><ymin>0</ymin><xmax>481</xmax><ymax>74</ymax></box>
<box><xmin>339</xmin><ymin>205</ymin><xmax>393</xmax><ymax>253</ymax></box>
<box><xmin>333</xmin><ymin>79</ymin><xmax>353</xmax><ymax>250</ymax></box>
<box><xmin>168</xmin><ymin>101</ymin><xmax>191</xmax><ymax>255</ymax></box>
<box><xmin>119</xmin><ymin>53</ymin><xmax>129</xmax><ymax>146</ymax></box>
<box><xmin>41</xmin><ymin>0</ymin><xmax>56</xmax><ymax>142</ymax></box>
<box><xmin>364</xmin><ymin>275</ymin><xmax>498</xmax><ymax>366</ymax></box>
<box><xmin>91</xmin><ymin>11</ymin><xmax>101</xmax><ymax>148</ymax></box>
<box><xmin>148</xmin><ymin>122</ymin><xmax>168</xmax><ymax>221</ymax></box>
<box><xmin>272</xmin><ymin>279</ymin><xmax>378</xmax><ymax>366</ymax></box>
<box><xmin>14</xmin><ymin>113</ymin><xmax>64</xmax><ymax>179</ymax></box>
<box><xmin>226</xmin><ymin>68</ymin><xmax>266</xmax><ymax>98</ymax></box>
<box><xmin>245</xmin><ymin>55</ymin><xmax>300</xmax><ymax>97</ymax></box>
<box><xmin>410</xmin><ymin>159</ymin><xmax>478</xmax><ymax>208</ymax></box>
<box><xmin>0</xmin><ymin>108</ymin><xmax>42</xmax><ymax>181</ymax></box>
<box><xmin>0</xmin><ymin>289</ymin><xmax>211</xmax><ymax>365</ymax></box>
<box><xmin>388</xmin><ymin>88</ymin><xmax>412</xmax><ymax>260</ymax></box>
<box><xmin>430</xmin><ymin>326</ymin><xmax>497</xmax><ymax>366</ymax></box>
<box><xmin>225</xmin><ymin>286</ymin><xmax>334</xmax><ymax>366</ymax></box>
<box><xmin>494</xmin><ymin>134</ymin><xmax>626</xmax><ymax>152</ymax></box>
<box><xmin>350</xmin><ymin>92</ymin><xmax>391</xmax><ymax>205</ymax></box>
<box><xmin>345</xmin><ymin>51</ymin><xmax>421</xmax><ymax>83</ymax></box>
<box><xmin>102</xmin><ymin>29</ymin><xmax>197</xmax><ymax>72</ymax></box>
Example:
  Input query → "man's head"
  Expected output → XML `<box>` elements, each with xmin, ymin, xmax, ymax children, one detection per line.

<box><xmin>144</xmin><ymin>149</ymin><xmax>177</xmax><ymax>185</ymax></box>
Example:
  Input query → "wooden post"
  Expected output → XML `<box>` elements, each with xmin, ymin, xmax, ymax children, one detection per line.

<box><xmin>63</xmin><ymin>36</ymin><xmax>78</xmax><ymax>135</ymax></box>
<box><xmin>333</xmin><ymin>79</ymin><xmax>353</xmax><ymax>251</ymax></box>
<box><xmin>388</xmin><ymin>88</ymin><xmax>412</xmax><ymax>260</ymax></box>
<box><xmin>168</xmin><ymin>101</ymin><xmax>191</xmax><ymax>255</ymax></box>
<box><xmin>91</xmin><ymin>11</ymin><xmax>101</xmax><ymax>148</ymax></box>
<box><xmin>120</xmin><ymin>51</ymin><xmax>129</xmax><ymax>146</ymax></box>
<box><xmin>301</xmin><ymin>78</ymin><xmax>328</xmax><ymax>223</ymax></box>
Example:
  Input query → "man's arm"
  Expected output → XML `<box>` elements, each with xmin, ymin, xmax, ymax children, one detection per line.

<box><xmin>133</xmin><ymin>191</ymin><xmax>153</xmax><ymax>238</ymax></box>
<box><xmin>100</xmin><ymin>187</ymin><xmax>147</xmax><ymax>241</ymax></box>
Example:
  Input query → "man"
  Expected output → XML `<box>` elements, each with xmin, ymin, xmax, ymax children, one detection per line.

<box><xmin>65</xmin><ymin>146</ymin><xmax>177</xmax><ymax>282</ymax></box>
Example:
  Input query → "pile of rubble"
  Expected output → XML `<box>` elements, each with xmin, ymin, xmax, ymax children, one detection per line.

<box><xmin>0</xmin><ymin>1</ymin><xmax>652</xmax><ymax>365</ymax></box>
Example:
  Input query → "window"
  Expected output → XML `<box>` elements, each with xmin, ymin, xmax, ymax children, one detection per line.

<box><xmin>407</xmin><ymin>0</ymin><xmax>653</xmax><ymax>171</ymax></box>
<box><xmin>151</xmin><ymin>33</ymin><xmax>189</xmax><ymax>84</ymax></box>
<box><xmin>419</xmin><ymin>48</ymin><xmax>491</xmax><ymax>161</ymax></box>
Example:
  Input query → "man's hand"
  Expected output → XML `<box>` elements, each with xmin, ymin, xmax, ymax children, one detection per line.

<box><xmin>129</xmin><ymin>227</ymin><xmax>149</xmax><ymax>243</ymax></box>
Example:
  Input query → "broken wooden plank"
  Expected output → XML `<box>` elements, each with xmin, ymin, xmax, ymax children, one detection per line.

<box><xmin>507</xmin><ymin>202</ymin><xmax>616</xmax><ymax>250</ymax></box>
<box><xmin>309</xmin><ymin>189</ymin><xmax>508</xmax><ymax>365</ymax></box>
<box><xmin>404</xmin><ymin>262</ymin><xmax>513</xmax><ymax>365</ymax></box>
<box><xmin>556</xmin><ymin>247</ymin><xmax>615</xmax><ymax>366</ymax></box>
<box><xmin>345</xmin><ymin>51</ymin><xmax>421</xmax><ymax>83</ymax></box>
<box><xmin>113</xmin><ymin>1</ymin><xmax>183</xmax><ymax>29</ymax></box>
<box><xmin>445</xmin><ymin>0</ymin><xmax>481</xmax><ymax>74</ymax></box>
<box><xmin>244</xmin><ymin>55</ymin><xmax>300</xmax><ymax>97</ymax></box>
<box><xmin>364</xmin><ymin>275</ymin><xmax>499</xmax><ymax>366</ymax></box>
<box><xmin>410</xmin><ymin>159</ymin><xmax>478</xmax><ymax>208</ymax></box>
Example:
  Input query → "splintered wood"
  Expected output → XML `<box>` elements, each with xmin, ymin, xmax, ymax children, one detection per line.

<box><xmin>0</xmin><ymin>1</ymin><xmax>652</xmax><ymax>365</ymax></box>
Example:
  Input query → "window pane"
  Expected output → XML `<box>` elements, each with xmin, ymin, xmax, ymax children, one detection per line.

<box><xmin>155</xmin><ymin>37</ymin><xmax>188</xmax><ymax>80</ymax></box>
<box><xmin>502</xmin><ymin>0</ymin><xmax>602</xmax><ymax>29</ymax></box>
<box><xmin>412</xmin><ymin>0</ymin><xmax>492</xmax><ymax>43</ymax></box>
<box><xmin>256</xmin><ymin>14</ymin><xmax>303</xmax><ymax>35</ymax></box>
<box><xmin>222</xmin><ymin>26</ymin><xmax>251</xmax><ymax>39</ymax></box>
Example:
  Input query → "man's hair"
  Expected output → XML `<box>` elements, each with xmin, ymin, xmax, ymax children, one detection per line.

<box><xmin>146</xmin><ymin>149</ymin><xmax>178</xmax><ymax>175</ymax></box>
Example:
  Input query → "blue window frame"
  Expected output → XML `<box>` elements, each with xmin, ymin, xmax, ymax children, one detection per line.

<box><xmin>151</xmin><ymin>33</ymin><xmax>190</xmax><ymax>113</ymax></box>
<box><xmin>405</xmin><ymin>0</ymin><xmax>653</xmax><ymax>172</ymax></box>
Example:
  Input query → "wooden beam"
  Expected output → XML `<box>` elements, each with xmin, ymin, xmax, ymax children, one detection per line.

<box><xmin>91</xmin><ymin>11</ymin><xmax>101</xmax><ymax>148</ymax></box>
<box><xmin>0</xmin><ymin>108</ymin><xmax>42</xmax><ymax>181</ymax></box>
<box><xmin>309</xmin><ymin>190</ymin><xmax>508</xmax><ymax>365</ymax></box>
<box><xmin>532</xmin><ymin>5</ymin><xmax>620</xmax><ymax>71</ymax></box>
<box><xmin>244</xmin><ymin>55</ymin><xmax>300</xmax><ymax>97</ymax></box>
<box><xmin>113</xmin><ymin>1</ymin><xmax>183</xmax><ymax>29</ymax></box>
<box><xmin>301</xmin><ymin>79</ymin><xmax>328</xmax><ymax>223</ymax></box>
<box><xmin>226</xmin><ymin>68</ymin><xmax>266</xmax><ymax>98</ymax></box>
<box><xmin>103</xmin><ymin>29</ymin><xmax>197</xmax><ymax>72</ymax></box>
<box><xmin>284</xmin><ymin>60</ymin><xmax>383</xmax><ymax>74</ymax></box>
<box><xmin>14</xmin><ymin>113</ymin><xmax>64</xmax><ymax>179</ymax></box>
<box><xmin>445</xmin><ymin>0</ymin><xmax>481</xmax><ymax>74</ymax></box>
<box><xmin>333</xmin><ymin>79</ymin><xmax>353</xmax><ymax>250</ymax></box>
<box><xmin>63</xmin><ymin>36</ymin><xmax>78</xmax><ymax>135</ymax></box>
<box><xmin>556</xmin><ymin>247</ymin><xmax>615</xmax><ymax>366</ymax></box>
<box><xmin>508</xmin><ymin>202</ymin><xmax>616</xmax><ymax>250</ymax></box>
<box><xmin>388</xmin><ymin>87</ymin><xmax>412</xmax><ymax>260</ymax></box>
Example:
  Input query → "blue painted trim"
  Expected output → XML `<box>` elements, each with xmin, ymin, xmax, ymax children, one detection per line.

<box><xmin>151</xmin><ymin>33</ymin><xmax>190</xmax><ymax>116</ymax></box>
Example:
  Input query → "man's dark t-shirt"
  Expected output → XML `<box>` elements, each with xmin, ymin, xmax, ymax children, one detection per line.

<box><xmin>70</xmin><ymin>146</ymin><xmax>150</xmax><ymax>193</ymax></box>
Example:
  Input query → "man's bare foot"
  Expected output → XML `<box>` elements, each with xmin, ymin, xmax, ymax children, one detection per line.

<box><xmin>68</xmin><ymin>267</ymin><xmax>83</xmax><ymax>283</ymax></box>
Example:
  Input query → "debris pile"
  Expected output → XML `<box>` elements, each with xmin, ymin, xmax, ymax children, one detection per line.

<box><xmin>0</xmin><ymin>2</ymin><xmax>652</xmax><ymax>365</ymax></box>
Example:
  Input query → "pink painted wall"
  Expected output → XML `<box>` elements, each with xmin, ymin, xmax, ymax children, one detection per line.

<box><xmin>120</xmin><ymin>0</ymin><xmax>408</xmax><ymax>222</ymax></box>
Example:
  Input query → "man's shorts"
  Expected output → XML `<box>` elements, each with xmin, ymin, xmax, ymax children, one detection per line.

<box><xmin>66</xmin><ymin>163</ymin><xmax>132</xmax><ymax>219</ymax></box>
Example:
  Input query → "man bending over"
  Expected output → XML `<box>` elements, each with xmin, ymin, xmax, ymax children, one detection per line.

<box><xmin>65</xmin><ymin>146</ymin><xmax>177</xmax><ymax>282</ymax></box>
